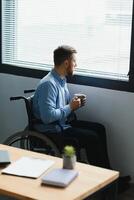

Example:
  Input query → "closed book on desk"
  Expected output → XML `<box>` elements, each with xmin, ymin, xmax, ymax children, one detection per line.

<box><xmin>41</xmin><ymin>168</ymin><xmax>78</xmax><ymax>187</ymax></box>
<box><xmin>0</xmin><ymin>150</ymin><xmax>11</xmax><ymax>164</ymax></box>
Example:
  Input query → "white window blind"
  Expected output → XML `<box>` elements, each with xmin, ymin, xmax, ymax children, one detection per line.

<box><xmin>2</xmin><ymin>0</ymin><xmax>133</xmax><ymax>80</ymax></box>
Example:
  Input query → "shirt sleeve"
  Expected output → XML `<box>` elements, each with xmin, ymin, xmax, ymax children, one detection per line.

<box><xmin>38</xmin><ymin>81</ymin><xmax>72</xmax><ymax>124</ymax></box>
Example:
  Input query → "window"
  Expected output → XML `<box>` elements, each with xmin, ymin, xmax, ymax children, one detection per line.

<box><xmin>1</xmin><ymin>0</ymin><xmax>134</xmax><ymax>91</ymax></box>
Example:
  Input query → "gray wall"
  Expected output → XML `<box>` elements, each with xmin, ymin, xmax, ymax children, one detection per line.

<box><xmin>0</xmin><ymin>73</ymin><xmax>134</xmax><ymax>182</ymax></box>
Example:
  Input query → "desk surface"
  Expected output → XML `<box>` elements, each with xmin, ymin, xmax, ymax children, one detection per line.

<box><xmin>0</xmin><ymin>144</ymin><xmax>119</xmax><ymax>200</ymax></box>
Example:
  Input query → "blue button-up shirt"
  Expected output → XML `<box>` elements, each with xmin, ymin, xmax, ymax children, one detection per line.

<box><xmin>32</xmin><ymin>69</ymin><xmax>72</xmax><ymax>133</ymax></box>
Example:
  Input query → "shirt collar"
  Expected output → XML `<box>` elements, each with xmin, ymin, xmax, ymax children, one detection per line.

<box><xmin>51</xmin><ymin>69</ymin><xmax>66</xmax><ymax>87</ymax></box>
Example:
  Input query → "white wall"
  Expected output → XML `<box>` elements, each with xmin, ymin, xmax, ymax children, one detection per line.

<box><xmin>0</xmin><ymin>73</ymin><xmax>134</xmax><ymax>181</ymax></box>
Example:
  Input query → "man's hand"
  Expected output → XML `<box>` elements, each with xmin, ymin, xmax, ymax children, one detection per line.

<box><xmin>70</xmin><ymin>97</ymin><xmax>81</xmax><ymax>111</ymax></box>
<box><xmin>81</xmin><ymin>97</ymin><xmax>86</xmax><ymax>107</ymax></box>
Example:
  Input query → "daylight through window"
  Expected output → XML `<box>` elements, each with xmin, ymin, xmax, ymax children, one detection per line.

<box><xmin>2</xmin><ymin>0</ymin><xmax>133</xmax><ymax>80</ymax></box>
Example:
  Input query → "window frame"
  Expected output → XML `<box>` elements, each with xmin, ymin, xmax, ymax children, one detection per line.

<box><xmin>0</xmin><ymin>0</ymin><xmax>134</xmax><ymax>92</ymax></box>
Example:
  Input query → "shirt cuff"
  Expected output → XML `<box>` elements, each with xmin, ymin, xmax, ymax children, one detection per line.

<box><xmin>63</xmin><ymin>104</ymin><xmax>72</xmax><ymax>117</ymax></box>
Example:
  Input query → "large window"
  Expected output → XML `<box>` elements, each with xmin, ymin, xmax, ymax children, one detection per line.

<box><xmin>1</xmin><ymin>0</ymin><xmax>134</xmax><ymax>91</ymax></box>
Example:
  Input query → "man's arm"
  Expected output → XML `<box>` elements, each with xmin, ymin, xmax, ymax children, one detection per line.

<box><xmin>38</xmin><ymin>82</ymin><xmax>72</xmax><ymax>124</ymax></box>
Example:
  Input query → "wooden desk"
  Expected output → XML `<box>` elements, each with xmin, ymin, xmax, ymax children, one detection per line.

<box><xmin>0</xmin><ymin>144</ymin><xmax>119</xmax><ymax>200</ymax></box>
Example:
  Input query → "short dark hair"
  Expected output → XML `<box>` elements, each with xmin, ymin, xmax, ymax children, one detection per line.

<box><xmin>53</xmin><ymin>45</ymin><xmax>77</xmax><ymax>66</ymax></box>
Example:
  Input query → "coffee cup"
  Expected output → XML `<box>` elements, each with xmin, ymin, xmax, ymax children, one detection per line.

<box><xmin>74</xmin><ymin>93</ymin><xmax>86</xmax><ymax>105</ymax></box>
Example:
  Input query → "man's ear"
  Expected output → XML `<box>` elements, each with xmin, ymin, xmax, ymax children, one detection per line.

<box><xmin>64</xmin><ymin>59</ymin><xmax>69</xmax><ymax>68</ymax></box>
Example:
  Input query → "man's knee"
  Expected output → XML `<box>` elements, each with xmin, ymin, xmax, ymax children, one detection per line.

<box><xmin>77</xmin><ymin>120</ymin><xmax>106</xmax><ymax>133</ymax></box>
<box><xmin>91</xmin><ymin>122</ymin><xmax>107</xmax><ymax>139</ymax></box>
<box><xmin>83</xmin><ymin>130</ymin><xmax>100</xmax><ymax>143</ymax></box>
<box><xmin>93</xmin><ymin>122</ymin><xmax>106</xmax><ymax>131</ymax></box>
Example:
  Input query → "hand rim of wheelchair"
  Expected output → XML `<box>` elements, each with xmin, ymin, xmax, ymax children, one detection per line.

<box><xmin>3</xmin><ymin>130</ymin><xmax>61</xmax><ymax>157</ymax></box>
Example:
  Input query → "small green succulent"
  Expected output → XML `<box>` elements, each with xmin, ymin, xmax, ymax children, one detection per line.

<box><xmin>63</xmin><ymin>145</ymin><xmax>76</xmax><ymax>157</ymax></box>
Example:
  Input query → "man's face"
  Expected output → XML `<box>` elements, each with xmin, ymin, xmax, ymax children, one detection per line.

<box><xmin>66</xmin><ymin>53</ymin><xmax>77</xmax><ymax>76</ymax></box>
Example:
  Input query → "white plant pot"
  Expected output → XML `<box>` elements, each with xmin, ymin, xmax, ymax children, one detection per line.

<box><xmin>63</xmin><ymin>155</ymin><xmax>76</xmax><ymax>169</ymax></box>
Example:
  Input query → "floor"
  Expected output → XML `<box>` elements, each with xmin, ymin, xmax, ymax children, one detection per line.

<box><xmin>118</xmin><ymin>183</ymin><xmax>134</xmax><ymax>200</ymax></box>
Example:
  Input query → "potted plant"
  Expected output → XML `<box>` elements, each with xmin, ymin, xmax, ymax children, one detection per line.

<box><xmin>63</xmin><ymin>145</ymin><xmax>76</xmax><ymax>169</ymax></box>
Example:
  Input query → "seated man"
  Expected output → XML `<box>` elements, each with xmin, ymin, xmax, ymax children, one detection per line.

<box><xmin>32</xmin><ymin>45</ymin><xmax>130</xmax><ymax>191</ymax></box>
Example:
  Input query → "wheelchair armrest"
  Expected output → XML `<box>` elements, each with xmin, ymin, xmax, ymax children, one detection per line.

<box><xmin>10</xmin><ymin>96</ymin><xmax>26</xmax><ymax>101</ymax></box>
<box><xmin>24</xmin><ymin>89</ymin><xmax>35</xmax><ymax>94</ymax></box>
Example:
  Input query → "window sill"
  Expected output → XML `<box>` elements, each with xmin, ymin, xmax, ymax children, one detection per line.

<box><xmin>0</xmin><ymin>64</ymin><xmax>134</xmax><ymax>93</ymax></box>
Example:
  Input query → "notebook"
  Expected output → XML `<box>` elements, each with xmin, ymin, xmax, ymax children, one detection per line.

<box><xmin>41</xmin><ymin>168</ymin><xmax>79</xmax><ymax>187</ymax></box>
<box><xmin>1</xmin><ymin>156</ymin><xmax>54</xmax><ymax>178</ymax></box>
<box><xmin>0</xmin><ymin>150</ymin><xmax>11</xmax><ymax>164</ymax></box>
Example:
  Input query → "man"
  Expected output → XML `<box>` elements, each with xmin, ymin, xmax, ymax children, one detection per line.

<box><xmin>33</xmin><ymin>45</ymin><xmax>130</xmax><ymax>191</ymax></box>
<box><xmin>33</xmin><ymin>45</ymin><xmax>110</xmax><ymax>168</ymax></box>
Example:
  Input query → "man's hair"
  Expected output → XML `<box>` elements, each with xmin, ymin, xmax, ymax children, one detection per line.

<box><xmin>53</xmin><ymin>45</ymin><xmax>77</xmax><ymax>66</ymax></box>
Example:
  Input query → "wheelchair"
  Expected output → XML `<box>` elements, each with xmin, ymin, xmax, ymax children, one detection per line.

<box><xmin>4</xmin><ymin>89</ymin><xmax>88</xmax><ymax>162</ymax></box>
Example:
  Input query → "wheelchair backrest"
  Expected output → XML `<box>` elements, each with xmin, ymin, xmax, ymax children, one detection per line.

<box><xmin>24</xmin><ymin>96</ymin><xmax>34</xmax><ymax>129</ymax></box>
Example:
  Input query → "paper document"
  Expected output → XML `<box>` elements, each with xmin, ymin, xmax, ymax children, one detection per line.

<box><xmin>1</xmin><ymin>156</ymin><xmax>54</xmax><ymax>178</ymax></box>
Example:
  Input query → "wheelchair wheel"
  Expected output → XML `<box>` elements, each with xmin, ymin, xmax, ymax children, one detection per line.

<box><xmin>4</xmin><ymin>130</ymin><xmax>61</xmax><ymax>157</ymax></box>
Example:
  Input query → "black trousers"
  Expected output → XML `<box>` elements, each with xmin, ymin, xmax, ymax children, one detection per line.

<box><xmin>45</xmin><ymin>120</ymin><xmax>111</xmax><ymax>169</ymax></box>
